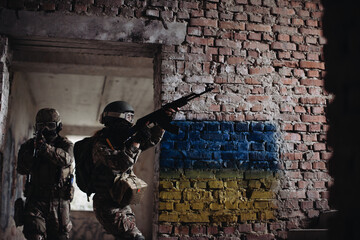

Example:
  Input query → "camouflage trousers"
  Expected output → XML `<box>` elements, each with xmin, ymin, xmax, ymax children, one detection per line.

<box><xmin>93</xmin><ymin>194</ymin><xmax>142</xmax><ymax>239</ymax></box>
<box><xmin>23</xmin><ymin>197</ymin><xmax>72</xmax><ymax>240</ymax></box>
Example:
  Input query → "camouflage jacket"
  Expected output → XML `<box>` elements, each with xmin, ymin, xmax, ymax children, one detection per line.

<box><xmin>92</xmin><ymin>126</ymin><xmax>164</xmax><ymax>173</ymax></box>
<box><xmin>17</xmin><ymin>136</ymin><xmax>74</xmax><ymax>193</ymax></box>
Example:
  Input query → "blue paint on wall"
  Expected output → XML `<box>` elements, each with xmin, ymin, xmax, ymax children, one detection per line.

<box><xmin>160</xmin><ymin>121</ymin><xmax>279</xmax><ymax>171</ymax></box>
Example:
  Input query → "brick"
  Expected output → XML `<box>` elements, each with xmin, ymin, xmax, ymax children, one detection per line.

<box><xmin>246</xmin><ymin>95</ymin><xmax>271</xmax><ymax>102</ymax></box>
<box><xmin>207</xmin><ymin>226</ymin><xmax>218</xmax><ymax>235</ymax></box>
<box><xmin>298</xmin><ymin>181</ymin><xmax>309</xmax><ymax>189</ymax></box>
<box><xmin>234</xmin><ymin>32</ymin><xmax>247</xmax><ymax>41</ymax></box>
<box><xmin>249</xmin><ymin>67</ymin><xmax>274</xmax><ymax>75</ymax></box>
<box><xmin>74</xmin><ymin>4</ymin><xmax>87</xmax><ymax>13</ymax></box>
<box><xmin>180</xmin><ymin>1</ymin><xmax>199</xmax><ymax>9</ymax></box>
<box><xmin>281</xmin><ymin>78</ymin><xmax>297</xmax><ymax>85</ymax></box>
<box><xmin>250</xmin><ymin>190</ymin><xmax>274</xmax><ymax>199</ymax></box>
<box><xmin>42</xmin><ymin>2</ymin><xmax>56</xmax><ymax>11</ymax></box>
<box><xmin>245</xmin><ymin>5</ymin><xmax>270</xmax><ymax>15</ymax></box>
<box><xmin>206</xmin><ymin>10</ymin><xmax>219</xmax><ymax>18</ymax></box>
<box><xmin>272</xmin><ymin>7</ymin><xmax>296</xmax><ymax>16</ymax></box>
<box><xmin>300</xmin><ymin>201</ymin><xmax>314</xmax><ymax>210</ymax></box>
<box><xmin>249</xmin><ymin>0</ymin><xmax>262</xmax><ymax>5</ymax></box>
<box><xmin>220</xmin><ymin>21</ymin><xmax>245</xmax><ymax>30</ymax></box>
<box><xmin>190</xmin><ymin>18</ymin><xmax>217</xmax><ymax>27</ymax></box>
<box><xmin>219</xmin><ymin>226</ymin><xmax>234</xmax><ymax>235</ymax></box>
<box><xmin>307</xmin><ymin>190</ymin><xmax>320</xmax><ymax>199</ymax></box>
<box><xmin>191</xmin><ymin>202</ymin><xmax>204</xmax><ymax>210</ymax></box>
<box><xmin>300</xmin><ymin>162</ymin><xmax>312</xmax><ymax>170</ymax></box>
<box><xmin>227</xmin><ymin>56</ymin><xmax>245</xmax><ymax>64</ymax></box>
<box><xmin>215</xmin><ymin>39</ymin><xmax>242</xmax><ymax>48</ymax></box>
<box><xmin>300</xmin><ymin>79</ymin><xmax>324</xmax><ymax>86</ymax></box>
<box><xmin>278</xmin><ymin>34</ymin><xmax>290</xmax><ymax>41</ymax></box>
<box><xmin>191</xmin><ymin>225</ymin><xmax>206</xmax><ymax>235</ymax></box>
<box><xmin>159</xmin><ymin>212</ymin><xmax>179</xmax><ymax>222</ymax></box>
<box><xmin>209</xmin><ymin>202</ymin><xmax>224</xmax><ymax>210</ymax></box>
<box><xmin>284</xmin><ymin>133</ymin><xmax>301</xmax><ymax>141</ymax></box>
<box><xmin>305</xmin><ymin>2</ymin><xmax>317</xmax><ymax>10</ymax></box>
<box><xmin>186</xmin><ymin>36</ymin><xmax>214</xmax><ymax>46</ymax></box>
<box><xmin>238</xmin><ymin>223</ymin><xmax>252</xmax><ymax>233</ymax></box>
<box><xmin>246</xmin><ymin>23</ymin><xmax>272</xmax><ymax>32</ymax></box>
<box><xmin>316</xmin><ymin>200</ymin><xmax>329</xmax><ymax>210</ymax></box>
<box><xmin>175</xmin><ymin>203</ymin><xmax>190</xmax><ymax>212</ymax></box>
<box><xmin>174</xmin><ymin>225</ymin><xmax>189</xmax><ymax>235</ymax></box>
<box><xmin>293</xmin><ymin>52</ymin><xmax>306</xmax><ymax>59</ymax></box>
<box><xmin>278</xmin><ymin>52</ymin><xmax>291</xmax><ymax>59</ymax></box>
<box><xmin>239</xmin><ymin>212</ymin><xmax>257</xmax><ymax>221</ymax></box>
<box><xmin>299</xmin><ymin>28</ymin><xmax>322</xmax><ymax>36</ymax></box>
<box><xmin>159</xmin><ymin>191</ymin><xmax>182</xmax><ymax>200</ymax></box>
<box><xmin>206</xmin><ymin>2</ymin><xmax>217</xmax><ymax>9</ymax></box>
<box><xmin>273</xmin><ymin>25</ymin><xmax>298</xmax><ymax>34</ymax></box>
<box><xmin>180</xmin><ymin>212</ymin><xmax>210</xmax><ymax>223</ymax></box>
<box><xmin>312</xmin><ymin>11</ymin><xmax>323</xmax><ymax>19</ymax></box>
<box><xmin>159</xmin><ymin>224</ymin><xmax>173</xmax><ymax>234</ymax></box>
<box><xmin>291</xmin><ymin>35</ymin><xmax>304</xmax><ymax>43</ymax></box>
<box><xmin>271</xmin><ymin>42</ymin><xmax>296</xmax><ymax>51</ymax></box>
<box><xmin>146</xmin><ymin>9</ymin><xmax>159</xmax><ymax>17</ymax></box>
<box><xmin>307</xmin><ymin>70</ymin><xmax>320</xmax><ymax>77</ymax></box>
<box><xmin>294</xmin><ymin>106</ymin><xmax>306</xmax><ymax>113</ymax></box>
<box><xmin>211</xmin><ymin>212</ymin><xmax>238</xmax><ymax>222</ymax></box>
<box><xmin>159</xmin><ymin>202</ymin><xmax>174</xmax><ymax>210</ymax></box>
<box><xmin>191</xmin><ymin>10</ymin><xmax>204</xmax><ymax>18</ymax></box>
<box><xmin>313</xmin><ymin>143</ymin><xmax>326</xmax><ymax>151</ymax></box>
<box><xmin>314</xmin><ymin>181</ymin><xmax>326</xmax><ymax>189</ymax></box>
<box><xmin>300</xmin><ymin>97</ymin><xmax>326</xmax><ymax>104</ymax></box>
<box><xmin>243</xmin><ymin>41</ymin><xmax>269</xmax><ymax>51</ymax></box>
<box><xmin>292</xmin><ymin>18</ymin><xmax>304</xmax><ymax>26</ymax></box>
<box><xmin>313</xmin><ymin>161</ymin><xmax>326</xmax><ymax>170</ymax></box>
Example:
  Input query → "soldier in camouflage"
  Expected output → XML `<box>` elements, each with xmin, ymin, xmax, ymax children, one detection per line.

<box><xmin>17</xmin><ymin>108</ymin><xmax>74</xmax><ymax>240</ymax></box>
<box><xmin>92</xmin><ymin>101</ymin><xmax>174</xmax><ymax>240</ymax></box>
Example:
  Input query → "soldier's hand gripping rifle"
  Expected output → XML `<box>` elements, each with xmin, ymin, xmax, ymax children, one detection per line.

<box><xmin>124</xmin><ymin>86</ymin><xmax>214</xmax><ymax>143</ymax></box>
<box><xmin>33</xmin><ymin>128</ymin><xmax>45</xmax><ymax>157</ymax></box>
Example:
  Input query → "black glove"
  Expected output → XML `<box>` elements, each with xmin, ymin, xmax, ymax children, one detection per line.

<box><xmin>133</xmin><ymin>127</ymin><xmax>152</xmax><ymax>144</ymax></box>
<box><xmin>161</xmin><ymin>108</ymin><xmax>176</xmax><ymax>121</ymax></box>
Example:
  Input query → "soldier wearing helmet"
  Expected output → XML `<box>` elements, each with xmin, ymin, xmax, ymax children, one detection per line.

<box><xmin>17</xmin><ymin>108</ymin><xmax>74</xmax><ymax>240</ymax></box>
<box><xmin>91</xmin><ymin>101</ymin><xmax>175</xmax><ymax>240</ymax></box>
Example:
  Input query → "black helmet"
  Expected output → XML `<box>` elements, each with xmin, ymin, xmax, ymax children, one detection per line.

<box><xmin>35</xmin><ymin>108</ymin><xmax>62</xmax><ymax>132</ymax></box>
<box><xmin>100</xmin><ymin>101</ymin><xmax>135</xmax><ymax>125</ymax></box>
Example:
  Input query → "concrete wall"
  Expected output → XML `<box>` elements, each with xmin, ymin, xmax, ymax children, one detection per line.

<box><xmin>0</xmin><ymin>72</ymin><xmax>37</xmax><ymax>239</ymax></box>
<box><xmin>0</xmin><ymin>1</ymin><xmax>332</xmax><ymax>239</ymax></box>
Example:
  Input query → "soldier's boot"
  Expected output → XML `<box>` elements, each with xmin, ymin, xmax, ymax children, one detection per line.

<box><xmin>26</xmin><ymin>234</ymin><xmax>45</xmax><ymax>240</ymax></box>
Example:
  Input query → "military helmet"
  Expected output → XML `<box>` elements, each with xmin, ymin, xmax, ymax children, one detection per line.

<box><xmin>35</xmin><ymin>108</ymin><xmax>62</xmax><ymax>132</ymax></box>
<box><xmin>100</xmin><ymin>101</ymin><xmax>135</xmax><ymax>125</ymax></box>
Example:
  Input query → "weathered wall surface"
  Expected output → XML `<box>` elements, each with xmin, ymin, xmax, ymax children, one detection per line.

<box><xmin>0</xmin><ymin>0</ymin><xmax>331</xmax><ymax>239</ymax></box>
<box><xmin>0</xmin><ymin>72</ymin><xmax>37</xmax><ymax>239</ymax></box>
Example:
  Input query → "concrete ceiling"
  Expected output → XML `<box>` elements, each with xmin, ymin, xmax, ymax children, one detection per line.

<box><xmin>11</xmin><ymin>38</ymin><xmax>157</xmax><ymax>136</ymax></box>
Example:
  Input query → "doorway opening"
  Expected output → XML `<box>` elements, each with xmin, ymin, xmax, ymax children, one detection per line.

<box><xmin>7</xmin><ymin>37</ymin><xmax>161</xmax><ymax>239</ymax></box>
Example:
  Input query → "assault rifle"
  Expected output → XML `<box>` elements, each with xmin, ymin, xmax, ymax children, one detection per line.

<box><xmin>33</xmin><ymin>128</ymin><xmax>44</xmax><ymax>158</ymax></box>
<box><xmin>124</xmin><ymin>86</ymin><xmax>214</xmax><ymax>142</ymax></box>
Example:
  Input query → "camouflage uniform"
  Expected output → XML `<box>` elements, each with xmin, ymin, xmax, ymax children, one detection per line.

<box><xmin>92</xmin><ymin>125</ymin><xmax>164</xmax><ymax>240</ymax></box>
<box><xmin>17</xmin><ymin>135</ymin><xmax>74</xmax><ymax>240</ymax></box>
